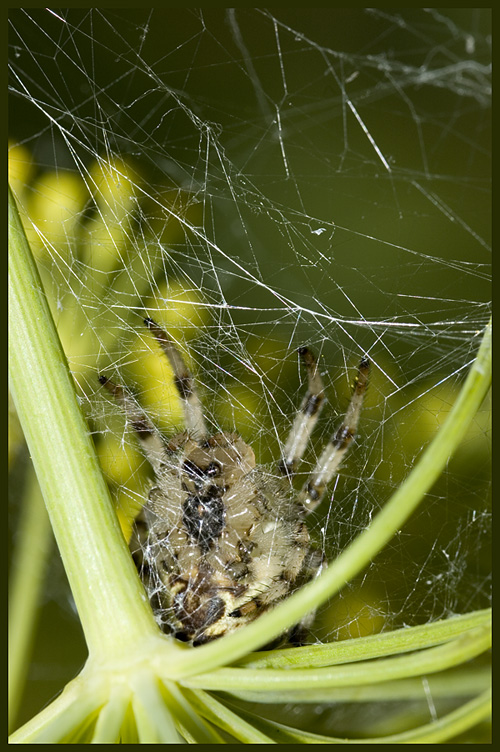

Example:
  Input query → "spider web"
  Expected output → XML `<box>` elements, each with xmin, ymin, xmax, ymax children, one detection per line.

<box><xmin>9</xmin><ymin>7</ymin><xmax>491</xmax><ymax>734</ymax></box>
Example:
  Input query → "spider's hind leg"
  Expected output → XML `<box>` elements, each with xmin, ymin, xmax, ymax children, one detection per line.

<box><xmin>300</xmin><ymin>358</ymin><xmax>370</xmax><ymax>514</ymax></box>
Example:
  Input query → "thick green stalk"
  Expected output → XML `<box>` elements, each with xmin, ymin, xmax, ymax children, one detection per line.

<box><xmin>8</xmin><ymin>187</ymin><xmax>160</xmax><ymax>658</ymax></box>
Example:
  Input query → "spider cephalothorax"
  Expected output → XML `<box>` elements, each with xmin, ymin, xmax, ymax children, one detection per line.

<box><xmin>99</xmin><ymin>318</ymin><xmax>369</xmax><ymax>645</ymax></box>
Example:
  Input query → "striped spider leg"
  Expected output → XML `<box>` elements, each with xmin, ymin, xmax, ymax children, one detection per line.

<box><xmin>144</xmin><ymin>318</ymin><xmax>208</xmax><ymax>441</ymax></box>
<box><xmin>98</xmin><ymin>319</ymin><xmax>207</xmax><ymax>463</ymax></box>
<box><xmin>279</xmin><ymin>348</ymin><xmax>370</xmax><ymax>514</ymax></box>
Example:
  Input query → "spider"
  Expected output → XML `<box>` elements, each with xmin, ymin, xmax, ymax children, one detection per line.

<box><xmin>99</xmin><ymin>318</ymin><xmax>370</xmax><ymax>645</ymax></box>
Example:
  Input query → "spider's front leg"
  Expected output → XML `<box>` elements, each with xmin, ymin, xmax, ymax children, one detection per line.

<box><xmin>144</xmin><ymin>318</ymin><xmax>207</xmax><ymax>440</ymax></box>
<box><xmin>300</xmin><ymin>358</ymin><xmax>370</xmax><ymax>514</ymax></box>
<box><xmin>278</xmin><ymin>347</ymin><xmax>326</xmax><ymax>478</ymax></box>
<box><xmin>97</xmin><ymin>375</ymin><xmax>167</xmax><ymax>473</ymax></box>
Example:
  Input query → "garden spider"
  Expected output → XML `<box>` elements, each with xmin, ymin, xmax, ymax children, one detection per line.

<box><xmin>99</xmin><ymin>319</ymin><xmax>370</xmax><ymax>645</ymax></box>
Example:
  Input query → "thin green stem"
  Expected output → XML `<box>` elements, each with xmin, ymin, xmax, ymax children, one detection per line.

<box><xmin>186</xmin><ymin>689</ymin><xmax>276</xmax><ymax>744</ymax></box>
<box><xmin>9</xmin><ymin>673</ymin><xmax>91</xmax><ymax>743</ymax></box>
<box><xmin>229</xmin><ymin>689</ymin><xmax>491</xmax><ymax>744</ymax></box>
<box><xmin>8</xmin><ymin>186</ymin><xmax>160</xmax><ymax>658</ymax></box>
<box><xmin>132</xmin><ymin>672</ymin><xmax>182</xmax><ymax>743</ymax></box>
<box><xmin>237</xmin><ymin>608</ymin><xmax>491</xmax><ymax>669</ymax></box>
<box><xmin>227</xmin><ymin>665</ymin><xmax>491</xmax><ymax>704</ymax></box>
<box><xmin>182</xmin><ymin>623</ymin><xmax>491</xmax><ymax>691</ymax></box>
<box><xmin>161</xmin><ymin>682</ymin><xmax>226</xmax><ymax>743</ymax></box>
<box><xmin>8</xmin><ymin>464</ymin><xmax>52</xmax><ymax>731</ymax></box>
<box><xmin>25</xmin><ymin>694</ymin><xmax>105</xmax><ymax>744</ymax></box>
<box><xmin>90</xmin><ymin>686</ymin><xmax>131</xmax><ymax>743</ymax></box>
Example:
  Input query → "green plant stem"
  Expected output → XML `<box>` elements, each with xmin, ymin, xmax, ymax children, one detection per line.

<box><xmin>132</xmin><ymin>672</ymin><xmax>182</xmax><ymax>743</ymax></box>
<box><xmin>8</xmin><ymin>186</ymin><xmax>160</xmax><ymax>659</ymax></box>
<box><xmin>228</xmin><ymin>665</ymin><xmax>491</xmax><ymax>704</ymax></box>
<box><xmin>161</xmin><ymin>682</ymin><xmax>226</xmax><ymax>743</ymax></box>
<box><xmin>186</xmin><ymin>689</ymin><xmax>276</xmax><ymax>743</ymax></box>
<box><xmin>89</xmin><ymin>685</ymin><xmax>131</xmax><ymax>743</ymax></box>
<box><xmin>229</xmin><ymin>688</ymin><xmax>491</xmax><ymax>744</ymax></box>
<box><xmin>8</xmin><ymin>465</ymin><xmax>52</xmax><ymax>731</ymax></box>
<box><xmin>238</xmin><ymin>608</ymin><xmax>490</xmax><ymax>669</ymax></box>
<box><xmin>182</xmin><ymin>624</ymin><xmax>490</xmax><ymax>691</ymax></box>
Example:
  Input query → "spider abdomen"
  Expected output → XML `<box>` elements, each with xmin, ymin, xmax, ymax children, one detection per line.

<box><xmin>139</xmin><ymin>435</ymin><xmax>314</xmax><ymax>643</ymax></box>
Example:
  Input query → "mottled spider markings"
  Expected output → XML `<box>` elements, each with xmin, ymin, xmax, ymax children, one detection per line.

<box><xmin>99</xmin><ymin>319</ymin><xmax>370</xmax><ymax>645</ymax></box>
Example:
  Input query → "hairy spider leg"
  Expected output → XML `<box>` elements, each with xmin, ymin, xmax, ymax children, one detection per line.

<box><xmin>145</xmin><ymin>318</ymin><xmax>208</xmax><ymax>440</ymax></box>
<box><xmin>97</xmin><ymin>376</ymin><xmax>166</xmax><ymax>473</ymax></box>
<box><xmin>300</xmin><ymin>358</ymin><xmax>370</xmax><ymax>513</ymax></box>
<box><xmin>278</xmin><ymin>347</ymin><xmax>326</xmax><ymax>477</ymax></box>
